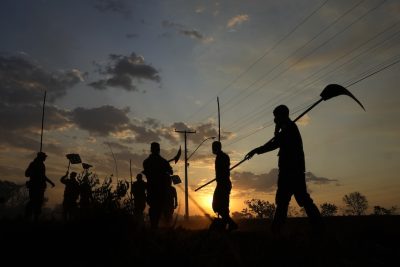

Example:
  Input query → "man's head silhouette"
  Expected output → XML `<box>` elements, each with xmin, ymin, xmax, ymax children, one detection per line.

<box><xmin>212</xmin><ymin>141</ymin><xmax>222</xmax><ymax>155</ymax></box>
<box><xmin>37</xmin><ymin>152</ymin><xmax>47</xmax><ymax>161</ymax></box>
<box><xmin>151</xmin><ymin>142</ymin><xmax>160</xmax><ymax>154</ymax></box>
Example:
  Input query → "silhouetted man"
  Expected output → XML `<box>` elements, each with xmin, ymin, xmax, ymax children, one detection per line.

<box><xmin>131</xmin><ymin>173</ymin><xmax>147</xmax><ymax>218</ymax></box>
<box><xmin>143</xmin><ymin>142</ymin><xmax>173</xmax><ymax>229</ymax></box>
<box><xmin>79</xmin><ymin>173</ymin><xmax>93</xmax><ymax>218</ymax></box>
<box><xmin>25</xmin><ymin>152</ymin><xmax>55</xmax><ymax>221</ymax></box>
<box><xmin>246</xmin><ymin>105</ymin><xmax>323</xmax><ymax>235</ymax></box>
<box><xmin>211</xmin><ymin>141</ymin><xmax>238</xmax><ymax>231</ymax></box>
<box><xmin>60</xmin><ymin>171</ymin><xmax>80</xmax><ymax>221</ymax></box>
<box><xmin>163</xmin><ymin>176</ymin><xmax>178</xmax><ymax>224</ymax></box>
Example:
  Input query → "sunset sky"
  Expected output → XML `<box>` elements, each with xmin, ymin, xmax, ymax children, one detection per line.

<box><xmin>1</xmin><ymin>0</ymin><xmax>399</xmax><ymax>216</ymax></box>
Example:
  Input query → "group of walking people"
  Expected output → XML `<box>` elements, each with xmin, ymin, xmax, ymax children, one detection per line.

<box><xmin>25</xmin><ymin>104</ymin><xmax>324</xmax><ymax>235</ymax></box>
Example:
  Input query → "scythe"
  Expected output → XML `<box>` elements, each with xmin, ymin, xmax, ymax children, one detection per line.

<box><xmin>168</xmin><ymin>146</ymin><xmax>182</xmax><ymax>164</ymax></box>
<box><xmin>195</xmin><ymin>84</ymin><xmax>365</xmax><ymax>192</ymax></box>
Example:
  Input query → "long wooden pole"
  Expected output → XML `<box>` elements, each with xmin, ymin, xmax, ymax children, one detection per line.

<box><xmin>40</xmin><ymin>91</ymin><xmax>47</xmax><ymax>152</ymax></box>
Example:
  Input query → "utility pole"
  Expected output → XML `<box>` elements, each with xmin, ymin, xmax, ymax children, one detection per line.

<box><xmin>175</xmin><ymin>129</ymin><xmax>196</xmax><ymax>220</ymax></box>
<box><xmin>217</xmin><ymin>97</ymin><xmax>220</xmax><ymax>141</ymax></box>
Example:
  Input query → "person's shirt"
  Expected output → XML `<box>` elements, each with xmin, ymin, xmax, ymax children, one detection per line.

<box><xmin>132</xmin><ymin>180</ymin><xmax>147</xmax><ymax>201</ymax></box>
<box><xmin>266</xmin><ymin>120</ymin><xmax>305</xmax><ymax>172</ymax></box>
<box><xmin>60</xmin><ymin>176</ymin><xmax>80</xmax><ymax>202</ymax></box>
<box><xmin>25</xmin><ymin>159</ymin><xmax>47</xmax><ymax>187</ymax></box>
<box><xmin>143</xmin><ymin>154</ymin><xmax>173</xmax><ymax>185</ymax></box>
<box><xmin>215</xmin><ymin>151</ymin><xmax>231</xmax><ymax>184</ymax></box>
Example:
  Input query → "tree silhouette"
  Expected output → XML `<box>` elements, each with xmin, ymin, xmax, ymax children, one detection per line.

<box><xmin>244</xmin><ymin>199</ymin><xmax>276</xmax><ymax>219</ymax></box>
<box><xmin>343</xmin><ymin>192</ymin><xmax>368</xmax><ymax>215</ymax></box>
<box><xmin>373</xmin><ymin>205</ymin><xmax>397</xmax><ymax>215</ymax></box>
<box><xmin>320</xmin><ymin>202</ymin><xmax>338</xmax><ymax>216</ymax></box>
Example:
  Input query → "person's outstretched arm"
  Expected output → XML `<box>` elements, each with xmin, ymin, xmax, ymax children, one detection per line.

<box><xmin>245</xmin><ymin>138</ymin><xmax>279</xmax><ymax>159</ymax></box>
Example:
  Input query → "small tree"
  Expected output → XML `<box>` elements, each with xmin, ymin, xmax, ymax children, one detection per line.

<box><xmin>320</xmin><ymin>202</ymin><xmax>338</xmax><ymax>216</ymax></box>
<box><xmin>343</xmin><ymin>192</ymin><xmax>368</xmax><ymax>215</ymax></box>
<box><xmin>373</xmin><ymin>205</ymin><xmax>397</xmax><ymax>215</ymax></box>
<box><xmin>244</xmin><ymin>199</ymin><xmax>276</xmax><ymax>220</ymax></box>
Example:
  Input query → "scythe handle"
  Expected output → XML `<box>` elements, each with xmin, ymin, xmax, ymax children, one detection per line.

<box><xmin>194</xmin><ymin>157</ymin><xmax>248</xmax><ymax>191</ymax></box>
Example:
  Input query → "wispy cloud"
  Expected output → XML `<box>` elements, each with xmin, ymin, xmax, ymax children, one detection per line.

<box><xmin>92</xmin><ymin>0</ymin><xmax>132</xmax><ymax>18</ymax></box>
<box><xmin>161</xmin><ymin>20</ymin><xmax>214</xmax><ymax>44</ymax></box>
<box><xmin>227</xmin><ymin>14</ymin><xmax>249</xmax><ymax>29</ymax></box>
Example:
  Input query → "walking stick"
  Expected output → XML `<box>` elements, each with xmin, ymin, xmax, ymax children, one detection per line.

<box><xmin>195</xmin><ymin>84</ymin><xmax>365</xmax><ymax>192</ymax></box>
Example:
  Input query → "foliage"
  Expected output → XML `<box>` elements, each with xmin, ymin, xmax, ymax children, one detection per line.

<box><xmin>343</xmin><ymin>192</ymin><xmax>368</xmax><ymax>216</ymax></box>
<box><xmin>243</xmin><ymin>199</ymin><xmax>276</xmax><ymax>220</ymax></box>
<box><xmin>77</xmin><ymin>171</ymin><xmax>132</xmax><ymax>217</ymax></box>
<box><xmin>373</xmin><ymin>205</ymin><xmax>397</xmax><ymax>215</ymax></box>
<box><xmin>0</xmin><ymin>180</ymin><xmax>23</xmax><ymax>204</ymax></box>
<box><xmin>234</xmin><ymin>209</ymin><xmax>253</xmax><ymax>219</ymax></box>
<box><xmin>320</xmin><ymin>202</ymin><xmax>338</xmax><ymax>216</ymax></box>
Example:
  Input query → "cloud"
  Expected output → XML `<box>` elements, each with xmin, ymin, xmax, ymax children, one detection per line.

<box><xmin>92</xmin><ymin>0</ymin><xmax>132</xmax><ymax>18</ymax></box>
<box><xmin>0</xmin><ymin>54</ymin><xmax>84</xmax><ymax>104</ymax></box>
<box><xmin>230</xmin><ymin>169</ymin><xmax>339</xmax><ymax>193</ymax></box>
<box><xmin>296</xmin><ymin>114</ymin><xmax>311</xmax><ymax>126</ymax></box>
<box><xmin>89</xmin><ymin>52</ymin><xmax>160</xmax><ymax>91</ymax></box>
<box><xmin>231</xmin><ymin>169</ymin><xmax>278</xmax><ymax>193</ymax></box>
<box><xmin>161</xmin><ymin>20</ymin><xmax>214</xmax><ymax>44</ymax></box>
<box><xmin>178</xmin><ymin>30</ymin><xmax>214</xmax><ymax>43</ymax></box>
<box><xmin>305</xmin><ymin>172</ymin><xmax>339</xmax><ymax>185</ymax></box>
<box><xmin>170</xmin><ymin>121</ymin><xmax>233</xmax><ymax>144</ymax></box>
<box><xmin>227</xmin><ymin>14</ymin><xmax>249</xmax><ymax>29</ymax></box>
<box><xmin>195</xmin><ymin>6</ymin><xmax>205</xmax><ymax>13</ymax></box>
<box><xmin>71</xmin><ymin>105</ymin><xmax>131</xmax><ymax>136</ymax></box>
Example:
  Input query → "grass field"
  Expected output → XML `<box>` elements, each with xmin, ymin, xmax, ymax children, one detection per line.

<box><xmin>1</xmin><ymin>215</ymin><xmax>399</xmax><ymax>267</ymax></box>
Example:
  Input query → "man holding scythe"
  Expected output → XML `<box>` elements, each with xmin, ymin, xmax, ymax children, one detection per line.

<box><xmin>246</xmin><ymin>105</ymin><xmax>324</xmax><ymax>235</ymax></box>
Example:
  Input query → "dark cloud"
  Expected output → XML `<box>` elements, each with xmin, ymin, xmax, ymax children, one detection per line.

<box><xmin>89</xmin><ymin>52</ymin><xmax>160</xmax><ymax>91</ymax></box>
<box><xmin>231</xmin><ymin>169</ymin><xmax>279</xmax><ymax>193</ymax></box>
<box><xmin>179</xmin><ymin>30</ymin><xmax>205</xmax><ymax>40</ymax></box>
<box><xmin>230</xmin><ymin>169</ymin><xmax>339</xmax><ymax>194</ymax></box>
<box><xmin>92</xmin><ymin>0</ymin><xmax>132</xmax><ymax>18</ymax></box>
<box><xmin>161</xmin><ymin>20</ymin><xmax>213</xmax><ymax>43</ymax></box>
<box><xmin>129</xmin><ymin>124</ymin><xmax>162</xmax><ymax>143</ymax></box>
<box><xmin>143</xmin><ymin>117</ymin><xmax>161</xmax><ymax>128</ymax></box>
<box><xmin>103</xmin><ymin>141</ymin><xmax>131</xmax><ymax>151</ymax></box>
<box><xmin>0</xmin><ymin>54</ymin><xmax>84</xmax><ymax>104</ymax></box>
<box><xmin>169</xmin><ymin>121</ymin><xmax>232</xmax><ymax>145</ymax></box>
<box><xmin>0</xmin><ymin>103</ymin><xmax>70</xmax><ymax>132</ymax></box>
<box><xmin>305</xmin><ymin>172</ymin><xmax>339</xmax><ymax>185</ymax></box>
<box><xmin>71</xmin><ymin>105</ymin><xmax>131</xmax><ymax>136</ymax></box>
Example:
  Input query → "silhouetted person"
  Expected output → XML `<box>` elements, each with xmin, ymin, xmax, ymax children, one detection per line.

<box><xmin>24</xmin><ymin>152</ymin><xmax>55</xmax><ymax>221</ymax></box>
<box><xmin>163</xmin><ymin>176</ymin><xmax>178</xmax><ymax>224</ymax></box>
<box><xmin>79</xmin><ymin>173</ymin><xmax>93</xmax><ymax>218</ymax></box>
<box><xmin>246</xmin><ymin>105</ymin><xmax>323</xmax><ymax>235</ymax></box>
<box><xmin>60</xmin><ymin>171</ymin><xmax>80</xmax><ymax>221</ymax></box>
<box><xmin>131</xmin><ymin>173</ymin><xmax>147</xmax><ymax>219</ymax></box>
<box><xmin>143</xmin><ymin>142</ymin><xmax>173</xmax><ymax>229</ymax></box>
<box><xmin>211</xmin><ymin>141</ymin><xmax>238</xmax><ymax>231</ymax></box>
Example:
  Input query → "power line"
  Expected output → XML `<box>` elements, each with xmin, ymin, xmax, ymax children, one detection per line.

<box><xmin>224</xmin><ymin>53</ymin><xmax>400</xmax><ymax>147</ymax></box>
<box><xmin>220</xmin><ymin>0</ymin><xmax>366</xmax><ymax>115</ymax></box>
<box><xmin>220</xmin><ymin>0</ymin><xmax>387</xmax><ymax>119</ymax></box>
<box><xmin>225</xmin><ymin>22</ymin><xmax>400</xmax><ymax>133</ymax></box>
<box><xmin>183</xmin><ymin>0</ymin><xmax>330</xmax><ymax>123</ymax></box>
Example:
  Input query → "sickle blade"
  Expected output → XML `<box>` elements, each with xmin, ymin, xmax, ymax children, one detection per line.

<box><xmin>320</xmin><ymin>84</ymin><xmax>365</xmax><ymax>110</ymax></box>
